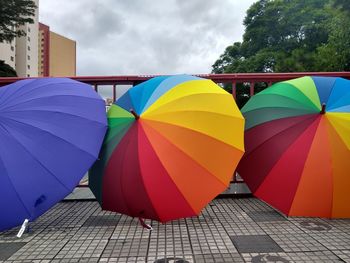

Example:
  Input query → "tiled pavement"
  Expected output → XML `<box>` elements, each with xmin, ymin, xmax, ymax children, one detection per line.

<box><xmin>0</xmin><ymin>198</ymin><xmax>349</xmax><ymax>262</ymax></box>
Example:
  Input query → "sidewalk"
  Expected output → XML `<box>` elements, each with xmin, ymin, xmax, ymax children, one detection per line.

<box><xmin>0</xmin><ymin>198</ymin><xmax>349</xmax><ymax>262</ymax></box>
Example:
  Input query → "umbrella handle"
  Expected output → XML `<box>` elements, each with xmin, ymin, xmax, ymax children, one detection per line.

<box><xmin>138</xmin><ymin>217</ymin><xmax>153</xmax><ymax>230</ymax></box>
<box><xmin>17</xmin><ymin>219</ymin><xmax>29</xmax><ymax>238</ymax></box>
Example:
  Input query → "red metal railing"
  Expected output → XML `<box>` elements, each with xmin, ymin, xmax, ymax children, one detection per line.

<box><xmin>1</xmin><ymin>72</ymin><xmax>350</xmax><ymax>100</ymax></box>
<box><xmin>2</xmin><ymin>72</ymin><xmax>350</xmax><ymax>194</ymax></box>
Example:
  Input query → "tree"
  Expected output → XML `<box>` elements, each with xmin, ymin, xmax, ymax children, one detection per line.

<box><xmin>0</xmin><ymin>0</ymin><xmax>37</xmax><ymax>42</ymax></box>
<box><xmin>315</xmin><ymin>0</ymin><xmax>350</xmax><ymax>71</ymax></box>
<box><xmin>0</xmin><ymin>60</ymin><xmax>17</xmax><ymax>77</ymax></box>
<box><xmin>213</xmin><ymin>0</ymin><xmax>334</xmax><ymax>74</ymax></box>
<box><xmin>212</xmin><ymin>0</ymin><xmax>350</xmax><ymax>107</ymax></box>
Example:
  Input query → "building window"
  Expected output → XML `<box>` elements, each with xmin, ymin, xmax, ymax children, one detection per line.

<box><xmin>27</xmin><ymin>74</ymin><xmax>30</xmax><ymax>77</ymax></box>
<box><xmin>28</xmin><ymin>27</ymin><xmax>31</xmax><ymax>32</ymax></box>
<box><xmin>10</xmin><ymin>56</ymin><xmax>14</xmax><ymax>61</ymax></box>
<box><xmin>28</xmin><ymin>55</ymin><xmax>30</xmax><ymax>60</ymax></box>
<box><xmin>10</xmin><ymin>46</ymin><xmax>14</xmax><ymax>51</ymax></box>
<box><xmin>27</xmin><ymin>65</ymin><xmax>30</xmax><ymax>69</ymax></box>
<box><xmin>28</xmin><ymin>36</ymin><xmax>30</xmax><ymax>41</ymax></box>
<box><xmin>28</xmin><ymin>46</ymin><xmax>30</xmax><ymax>51</ymax></box>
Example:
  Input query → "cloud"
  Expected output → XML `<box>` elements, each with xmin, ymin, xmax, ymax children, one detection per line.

<box><xmin>39</xmin><ymin>0</ymin><xmax>256</xmax><ymax>76</ymax></box>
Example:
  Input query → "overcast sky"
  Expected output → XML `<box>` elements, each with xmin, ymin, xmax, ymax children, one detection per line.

<box><xmin>39</xmin><ymin>0</ymin><xmax>256</xmax><ymax>77</ymax></box>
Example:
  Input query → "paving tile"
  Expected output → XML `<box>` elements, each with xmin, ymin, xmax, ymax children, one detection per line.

<box><xmin>247</xmin><ymin>210</ymin><xmax>287</xmax><ymax>222</ymax></box>
<box><xmin>333</xmin><ymin>250</ymin><xmax>350</xmax><ymax>263</ymax></box>
<box><xmin>242</xmin><ymin>251</ymin><xmax>342</xmax><ymax>262</ymax></box>
<box><xmin>0</xmin><ymin>242</ymin><xmax>26</xmax><ymax>260</ymax></box>
<box><xmin>55</xmin><ymin>239</ymin><xmax>108</xmax><ymax>259</ymax></box>
<box><xmin>111</xmin><ymin>216</ymin><xmax>151</xmax><ymax>239</ymax></box>
<box><xmin>102</xmin><ymin>238</ymin><xmax>149</xmax><ymax>258</ymax></box>
<box><xmin>1</xmin><ymin>198</ymin><xmax>350</xmax><ymax>263</ymax></box>
<box><xmin>194</xmin><ymin>253</ymin><xmax>244</xmax><ymax>263</ymax></box>
<box><xmin>269</xmin><ymin>233</ymin><xmax>326</xmax><ymax>252</ymax></box>
<box><xmin>83</xmin><ymin>215</ymin><xmax>121</xmax><ymax>227</ymax></box>
<box><xmin>148</xmin><ymin>220</ymin><xmax>192</xmax><ymax>260</ymax></box>
<box><xmin>288</xmin><ymin>217</ymin><xmax>335</xmax><ymax>233</ymax></box>
<box><xmin>49</xmin><ymin>201</ymin><xmax>100</xmax><ymax>228</ymax></box>
<box><xmin>209</xmin><ymin>200</ymin><xmax>266</xmax><ymax>236</ymax></box>
<box><xmin>0</xmin><ymin>227</ymin><xmax>40</xmax><ymax>243</ymax></box>
<box><xmin>99</xmin><ymin>257</ymin><xmax>146</xmax><ymax>263</ymax></box>
<box><xmin>308</xmin><ymin>231</ymin><xmax>350</xmax><ymax>250</ymax></box>
<box><xmin>51</xmin><ymin>258</ymin><xmax>100</xmax><ymax>263</ymax></box>
<box><xmin>321</xmin><ymin>218</ymin><xmax>350</xmax><ymax>232</ymax></box>
<box><xmin>234</xmin><ymin>198</ymin><xmax>273</xmax><ymax>212</ymax></box>
<box><xmin>257</xmin><ymin>221</ymin><xmax>305</xmax><ymax>235</ymax></box>
<box><xmin>187</xmin><ymin>215</ymin><xmax>237</xmax><ymax>255</ymax></box>
<box><xmin>7</xmin><ymin>238</ymin><xmax>67</xmax><ymax>260</ymax></box>
<box><xmin>230</xmin><ymin>235</ymin><xmax>283</xmax><ymax>253</ymax></box>
<box><xmin>72</xmin><ymin>225</ymin><xmax>115</xmax><ymax>240</ymax></box>
<box><xmin>151</xmin><ymin>256</ymin><xmax>194</xmax><ymax>263</ymax></box>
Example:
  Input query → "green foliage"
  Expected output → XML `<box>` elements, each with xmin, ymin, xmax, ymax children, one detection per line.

<box><xmin>213</xmin><ymin>0</ymin><xmax>350</xmax><ymax>107</ymax></box>
<box><xmin>0</xmin><ymin>0</ymin><xmax>37</xmax><ymax>42</ymax></box>
<box><xmin>212</xmin><ymin>0</ymin><xmax>337</xmax><ymax>74</ymax></box>
<box><xmin>0</xmin><ymin>60</ymin><xmax>17</xmax><ymax>77</ymax></box>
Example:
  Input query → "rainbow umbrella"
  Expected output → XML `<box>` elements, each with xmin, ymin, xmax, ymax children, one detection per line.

<box><xmin>89</xmin><ymin>75</ymin><xmax>244</xmax><ymax>223</ymax></box>
<box><xmin>237</xmin><ymin>76</ymin><xmax>350</xmax><ymax>218</ymax></box>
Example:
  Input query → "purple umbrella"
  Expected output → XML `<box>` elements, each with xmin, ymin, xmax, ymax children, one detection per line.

<box><xmin>0</xmin><ymin>78</ymin><xmax>107</xmax><ymax>232</ymax></box>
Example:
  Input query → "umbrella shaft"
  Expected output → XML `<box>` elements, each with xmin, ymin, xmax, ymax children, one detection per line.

<box><xmin>130</xmin><ymin>110</ymin><xmax>140</xmax><ymax>120</ymax></box>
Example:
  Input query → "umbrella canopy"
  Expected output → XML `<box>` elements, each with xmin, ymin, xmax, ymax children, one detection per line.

<box><xmin>0</xmin><ymin>78</ymin><xmax>107</xmax><ymax>231</ymax></box>
<box><xmin>89</xmin><ymin>74</ymin><xmax>244</xmax><ymax>222</ymax></box>
<box><xmin>237</xmin><ymin>76</ymin><xmax>350</xmax><ymax>218</ymax></box>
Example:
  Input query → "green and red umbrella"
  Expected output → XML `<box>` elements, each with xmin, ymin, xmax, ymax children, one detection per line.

<box><xmin>90</xmin><ymin>75</ymin><xmax>245</xmax><ymax>223</ymax></box>
<box><xmin>237</xmin><ymin>76</ymin><xmax>350</xmax><ymax>218</ymax></box>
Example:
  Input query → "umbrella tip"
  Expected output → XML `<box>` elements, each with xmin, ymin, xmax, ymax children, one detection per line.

<box><xmin>138</xmin><ymin>217</ymin><xmax>153</xmax><ymax>230</ymax></box>
<box><xmin>130</xmin><ymin>109</ymin><xmax>140</xmax><ymax>120</ymax></box>
<box><xmin>321</xmin><ymin>104</ymin><xmax>326</xmax><ymax>114</ymax></box>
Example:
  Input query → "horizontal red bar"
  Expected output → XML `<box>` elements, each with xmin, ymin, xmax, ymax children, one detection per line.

<box><xmin>1</xmin><ymin>72</ymin><xmax>350</xmax><ymax>87</ymax></box>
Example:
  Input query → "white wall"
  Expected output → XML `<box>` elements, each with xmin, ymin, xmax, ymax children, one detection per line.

<box><xmin>15</xmin><ymin>0</ymin><xmax>39</xmax><ymax>77</ymax></box>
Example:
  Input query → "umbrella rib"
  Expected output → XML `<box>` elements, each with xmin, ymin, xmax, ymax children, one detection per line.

<box><xmin>143</xmin><ymin>118</ymin><xmax>243</xmax><ymax>151</ymax></box>
<box><xmin>245</xmin><ymin>93</ymin><xmax>321</xmax><ymax>112</ymax></box>
<box><xmin>144</xmin><ymin>108</ymin><xmax>241</xmax><ymax>120</ymax></box>
<box><xmin>0</xmin><ymin>79</ymin><xmax>36</xmax><ymax>106</ymax></box>
<box><xmin>243</xmin><ymin>114</ymin><xmax>318</xmax><ymax>158</ymax></box>
<box><xmin>0</xmin><ymin>125</ymin><xmax>32</xmax><ymax>219</ymax></box>
<box><xmin>2</xmin><ymin>108</ymin><xmax>107</xmax><ymax>126</ymax></box>
<box><xmin>142</xmin><ymin>121</ymin><xmax>229</xmax><ymax>189</ymax></box>
<box><xmin>140</xmin><ymin>122</ymin><xmax>214</xmax><ymax>217</ymax></box>
<box><xmin>257</xmin><ymin>86</ymin><xmax>322</xmax><ymax>111</ymax></box>
<box><xmin>142</xmin><ymin>93</ymin><xmax>233</xmax><ymax>116</ymax></box>
<box><xmin>139</xmin><ymin>75</ymin><xmax>201</xmax><ymax>114</ymax></box>
<box><xmin>0</xmin><ymin>95</ymin><xmax>104</xmax><ymax>112</ymax></box>
<box><xmin>0</xmin><ymin>81</ymin><xmax>97</xmax><ymax>109</ymax></box>
<box><xmin>118</xmin><ymin>127</ymin><xmax>138</xmax><ymax>218</ymax></box>
<box><xmin>0</xmin><ymin>121</ymin><xmax>74</xmax><ymax>193</ymax></box>
<box><xmin>1</xmin><ymin>116</ymin><xmax>99</xmax><ymax>159</ymax></box>
<box><xmin>326</xmin><ymin>81</ymin><xmax>349</xmax><ymax>110</ymax></box>
<box><xmin>243</xmin><ymin>106</ymin><xmax>318</xmax><ymax>115</ymax></box>
<box><xmin>272</xmin><ymin>117</ymin><xmax>321</xmax><ymax>216</ymax></box>
<box><xmin>143</xmin><ymin>111</ymin><xmax>244</xmax><ymax>149</ymax></box>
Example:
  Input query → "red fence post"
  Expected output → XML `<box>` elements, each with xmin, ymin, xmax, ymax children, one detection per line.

<box><xmin>113</xmin><ymin>84</ymin><xmax>116</xmax><ymax>102</ymax></box>
<box><xmin>232</xmin><ymin>81</ymin><xmax>237</xmax><ymax>100</ymax></box>
<box><xmin>93</xmin><ymin>84</ymin><xmax>98</xmax><ymax>92</ymax></box>
<box><xmin>250</xmin><ymin>82</ymin><xmax>255</xmax><ymax>96</ymax></box>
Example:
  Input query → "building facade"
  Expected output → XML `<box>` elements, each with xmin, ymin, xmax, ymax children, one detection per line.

<box><xmin>39</xmin><ymin>23</ymin><xmax>76</xmax><ymax>77</ymax></box>
<box><xmin>0</xmin><ymin>0</ymin><xmax>76</xmax><ymax>77</ymax></box>
<box><xmin>0</xmin><ymin>0</ymin><xmax>39</xmax><ymax>77</ymax></box>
